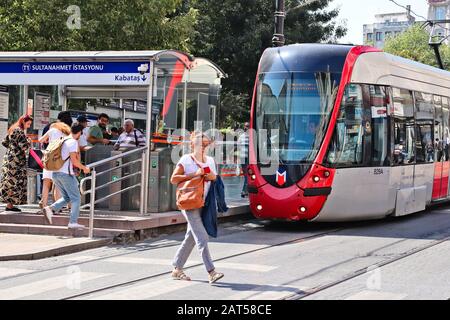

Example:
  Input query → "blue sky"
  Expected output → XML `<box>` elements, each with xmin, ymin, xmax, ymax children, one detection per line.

<box><xmin>332</xmin><ymin>0</ymin><xmax>430</xmax><ymax>44</ymax></box>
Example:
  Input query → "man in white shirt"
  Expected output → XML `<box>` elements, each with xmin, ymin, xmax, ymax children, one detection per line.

<box><xmin>43</xmin><ymin>124</ymin><xmax>91</xmax><ymax>230</ymax></box>
<box><xmin>113</xmin><ymin>119</ymin><xmax>146</xmax><ymax>150</ymax></box>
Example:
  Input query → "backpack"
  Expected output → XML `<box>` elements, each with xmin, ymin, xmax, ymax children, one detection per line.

<box><xmin>42</xmin><ymin>137</ymin><xmax>71</xmax><ymax>171</ymax></box>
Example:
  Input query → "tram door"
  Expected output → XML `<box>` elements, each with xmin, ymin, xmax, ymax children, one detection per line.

<box><xmin>432</xmin><ymin>97</ymin><xmax>446</xmax><ymax>200</ymax></box>
<box><xmin>444</xmin><ymin>98</ymin><xmax>450</xmax><ymax>199</ymax></box>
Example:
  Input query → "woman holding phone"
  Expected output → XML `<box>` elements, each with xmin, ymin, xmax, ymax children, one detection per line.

<box><xmin>170</xmin><ymin>131</ymin><xmax>224</xmax><ymax>284</ymax></box>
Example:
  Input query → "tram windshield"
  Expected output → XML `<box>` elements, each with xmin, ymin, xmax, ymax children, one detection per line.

<box><xmin>255</xmin><ymin>71</ymin><xmax>340</xmax><ymax>164</ymax></box>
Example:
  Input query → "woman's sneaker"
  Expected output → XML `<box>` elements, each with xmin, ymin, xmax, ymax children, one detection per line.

<box><xmin>68</xmin><ymin>223</ymin><xmax>86</xmax><ymax>230</ymax></box>
<box><xmin>208</xmin><ymin>271</ymin><xmax>224</xmax><ymax>284</ymax></box>
<box><xmin>43</xmin><ymin>207</ymin><xmax>53</xmax><ymax>225</ymax></box>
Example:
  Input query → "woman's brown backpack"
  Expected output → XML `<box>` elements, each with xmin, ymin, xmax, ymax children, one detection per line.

<box><xmin>176</xmin><ymin>156</ymin><xmax>205</xmax><ymax>211</ymax></box>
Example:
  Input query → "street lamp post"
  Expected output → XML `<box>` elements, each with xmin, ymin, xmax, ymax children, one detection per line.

<box><xmin>273</xmin><ymin>0</ymin><xmax>286</xmax><ymax>47</ymax></box>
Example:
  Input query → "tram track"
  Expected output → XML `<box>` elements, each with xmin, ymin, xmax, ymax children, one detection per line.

<box><xmin>280</xmin><ymin>233</ymin><xmax>450</xmax><ymax>300</ymax></box>
<box><xmin>61</xmin><ymin>226</ymin><xmax>346</xmax><ymax>300</ymax></box>
<box><xmin>0</xmin><ymin>220</ymin><xmax>347</xmax><ymax>284</ymax></box>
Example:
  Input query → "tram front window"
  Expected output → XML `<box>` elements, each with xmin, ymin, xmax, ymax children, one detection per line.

<box><xmin>255</xmin><ymin>71</ymin><xmax>339</xmax><ymax>164</ymax></box>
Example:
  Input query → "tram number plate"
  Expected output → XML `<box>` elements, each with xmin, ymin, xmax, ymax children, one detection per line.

<box><xmin>374</xmin><ymin>168</ymin><xmax>384</xmax><ymax>175</ymax></box>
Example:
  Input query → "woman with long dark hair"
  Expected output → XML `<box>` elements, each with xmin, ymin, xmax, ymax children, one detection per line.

<box><xmin>0</xmin><ymin>115</ymin><xmax>33</xmax><ymax>212</ymax></box>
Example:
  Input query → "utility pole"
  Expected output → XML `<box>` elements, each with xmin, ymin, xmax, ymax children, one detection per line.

<box><xmin>273</xmin><ymin>0</ymin><xmax>286</xmax><ymax>47</ymax></box>
<box><xmin>272</xmin><ymin>0</ymin><xmax>322</xmax><ymax>47</ymax></box>
<box><xmin>426</xmin><ymin>19</ymin><xmax>450</xmax><ymax>70</ymax></box>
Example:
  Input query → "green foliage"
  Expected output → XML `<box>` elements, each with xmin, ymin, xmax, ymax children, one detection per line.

<box><xmin>0</xmin><ymin>0</ymin><xmax>347</xmax><ymax>129</ymax></box>
<box><xmin>0</xmin><ymin>0</ymin><xmax>197</xmax><ymax>51</ymax></box>
<box><xmin>384</xmin><ymin>24</ymin><xmax>450</xmax><ymax>71</ymax></box>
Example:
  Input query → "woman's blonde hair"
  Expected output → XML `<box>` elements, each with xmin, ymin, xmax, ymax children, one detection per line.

<box><xmin>189</xmin><ymin>131</ymin><xmax>212</xmax><ymax>150</ymax></box>
<box><xmin>51</xmin><ymin>121</ymin><xmax>71</xmax><ymax>136</ymax></box>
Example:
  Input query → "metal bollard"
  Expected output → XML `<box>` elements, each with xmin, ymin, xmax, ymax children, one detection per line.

<box><xmin>27</xmin><ymin>170</ymin><xmax>38</xmax><ymax>204</ymax></box>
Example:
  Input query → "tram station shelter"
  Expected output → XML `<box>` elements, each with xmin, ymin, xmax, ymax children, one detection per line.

<box><xmin>0</xmin><ymin>50</ymin><xmax>226</xmax><ymax>214</ymax></box>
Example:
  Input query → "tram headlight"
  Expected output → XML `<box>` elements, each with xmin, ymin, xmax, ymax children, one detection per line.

<box><xmin>256</xmin><ymin>205</ymin><xmax>263</xmax><ymax>211</ymax></box>
<box><xmin>313</xmin><ymin>175</ymin><xmax>320</xmax><ymax>183</ymax></box>
<box><xmin>251</xmin><ymin>175</ymin><xmax>256</xmax><ymax>180</ymax></box>
<box><xmin>299</xmin><ymin>206</ymin><xmax>307</xmax><ymax>213</ymax></box>
<box><xmin>324</xmin><ymin>171</ymin><xmax>330</xmax><ymax>178</ymax></box>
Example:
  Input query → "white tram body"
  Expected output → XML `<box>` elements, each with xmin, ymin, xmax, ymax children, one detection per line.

<box><xmin>316</xmin><ymin>52</ymin><xmax>450</xmax><ymax>222</ymax></box>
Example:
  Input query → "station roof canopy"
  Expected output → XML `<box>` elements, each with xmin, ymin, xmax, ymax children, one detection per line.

<box><xmin>0</xmin><ymin>50</ymin><xmax>226</xmax><ymax>86</ymax></box>
<box><xmin>0</xmin><ymin>50</ymin><xmax>225</xmax><ymax>73</ymax></box>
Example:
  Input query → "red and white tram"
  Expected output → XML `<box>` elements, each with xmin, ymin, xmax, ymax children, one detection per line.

<box><xmin>248</xmin><ymin>44</ymin><xmax>450</xmax><ymax>222</ymax></box>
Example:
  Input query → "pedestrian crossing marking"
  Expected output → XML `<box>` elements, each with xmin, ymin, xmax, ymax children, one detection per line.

<box><xmin>64</xmin><ymin>255</ymin><xmax>99</xmax><ymax>262</ymax></box>
<box><xmin>345</xmin><ymin>290</ymin><xmax>407</xmax><ymax>300</ymax></box>
<box><xmin>104</xmin><ymin>257</ymin><xmax>276</xmax><ymax>272</ymax></box>
<box><xmin>215</xmin><ymin>262</ymin><xmax>277</xmax><ymax>272</ymax></box>
<box><xmin>227</xmin><ymin>284</ymin><xmax>309</xmax><ymax>300</ymax></box>
<box><xmin>105</xmin><ymin>257</ymin><xmax>201</xmax><ymax>266</ymax></box>
<box><xmin>0</xmin><ymin>272</ymin><xmax>111</xmax><ymax>300</ymax></box>
<box><xmin>0</xmin><ymin>267</ymin><xmax>34</xmax><ymax>279</ymax></box>
<box><xmin>87</xmin><ymin>278</ymin><xmax>194</xmax><ymax>300</ymax></box>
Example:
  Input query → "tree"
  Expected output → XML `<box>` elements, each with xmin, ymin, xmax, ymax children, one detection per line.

<box><xmin>191</xmin><ymin>0</ymin><xmax>347</xmax><ymax>128</ymax></box>
<box><xmin>384</xmin><ymin>24</ymin><xmax>450</xmax><ymax>71</ymax></box>
<box><xmin>0</xmin><ymin>0</ymin><xmax>197</xmax><ymax>51</ymax></box>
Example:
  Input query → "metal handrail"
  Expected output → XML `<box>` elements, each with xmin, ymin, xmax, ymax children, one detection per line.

<box><xmin>79</xmin><ymin>159</ymin><xmax>143</xmax><ymax>194</ymax></box>
<box><xmin>81</xmin><ymin>184</ymin><xmax>141</xmax><ymax>209</ymax></box>
<box><xmin>81</xmin><ymin>147</ymin><xmax>147</xmax><ymax>238</ymax></box>
<box><xmin>94</xmin><ymin>159</ymin><xmax>143</xmax><ymax>178</ymax></box>
<box><xmin>82</xmin><ymin>171</ymin><xmax>142</xmax><ymax>196</ymax></box>
<box><xmin>86</xmin><ymin>147</ymin><xmax>147</xmax><ymax>169</ymax></box>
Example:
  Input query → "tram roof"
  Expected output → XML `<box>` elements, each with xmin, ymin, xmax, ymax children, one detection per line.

<box><xmin>0</xmin><ymin>49</ymin><xmax>191</xmax><ymax>62</ymax></box>
<box><xmin>259</xmin><ymin>43</ymin><xmax>354</xmax><ymax>74</ymax></box>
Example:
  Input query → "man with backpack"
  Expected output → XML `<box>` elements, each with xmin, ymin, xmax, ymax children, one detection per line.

<box><xmin>43</xmin><ymin>124</ymin><xmax>90</xmax><ymax>230</ymax></box>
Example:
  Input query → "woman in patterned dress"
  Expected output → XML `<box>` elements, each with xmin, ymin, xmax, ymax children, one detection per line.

<box><xmin>0</xmin><ymin>115</ymin><xmax>33</xmax><ymax>212</ymax></box>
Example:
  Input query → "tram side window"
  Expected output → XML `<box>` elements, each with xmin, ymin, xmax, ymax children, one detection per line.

<box><xmin>414</xmin><ymin>92</ymin><xmax>434</xmax><ymax>163</ymax></box>
<box><xmin>326</xmin><ymin>84</ymin><xmax>390</xmax><ymax>167</ymax></box>
<box><xmin>326</xmin><ymin>84</ymin><xmax>370</xmax><ymax>166</ymax></box>
<box><xmin>392</xmin><ymin>88</ymin><xmax>415</xmax><ymax>165</ymax></box>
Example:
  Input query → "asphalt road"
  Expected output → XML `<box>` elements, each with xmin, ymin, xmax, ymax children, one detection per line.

<box><xmin>1</xmin><ymin>205</ymin><xmax>450</xmax><ymax>300</ymax></box>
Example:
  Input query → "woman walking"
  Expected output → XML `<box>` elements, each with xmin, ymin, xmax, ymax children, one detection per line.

<box><xmin>170</xmin><ymin>132</ymin><xmax>224</xmax><ymax>284</ymax></box>
<box><xmin>38</xmin><ymin>121</ymin><xmax>71</xmax><ymax>208</ymax></box>
<box><xmin>0</xmin><ymin>115</ymin><xmax>33</xmax><ymax>212</ymax></box>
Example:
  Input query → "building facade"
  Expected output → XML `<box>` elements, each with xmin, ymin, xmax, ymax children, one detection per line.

<box><xmin>363</xmin><ymin>7</ymin><xmax>416</xmax><ymax>49</ymax></box>
<box><xmin>428</xmin><ymin>0</ymin><xmax>450</xmax><ymax>44</ymax></box>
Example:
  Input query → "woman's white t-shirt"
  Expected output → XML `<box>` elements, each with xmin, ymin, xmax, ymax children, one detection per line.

<box><xmin>177</xmin><ymin>154</ymin><xmax>217</xmax><ymax>199</ymax></box>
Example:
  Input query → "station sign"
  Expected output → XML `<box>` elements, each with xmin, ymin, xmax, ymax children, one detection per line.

<box><xmin>0</xmin><ymin>61</ymin><xmax>151</xmax><ymax>86</ymax></box>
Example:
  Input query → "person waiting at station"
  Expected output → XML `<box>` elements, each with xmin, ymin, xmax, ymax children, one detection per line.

<box><xmin>43</xmin><ymin>124</ymin><xmax>91</xmax><ymax>230</ymax></box>
<box><xmin>87</xmin><ymin>113</ymin><xmax>110</xmax><ymax>145</ymax></box>
<box><xmin>113</xmin><ymin>119</ymin><xmax>146</xmax><ymax>151</ymax></box>
<box><xmin>110</xmin><ymin>127</ymin><xmax>120</xmax><ymax>140</ymax></box>
<box><xmin>0</xmin><ymin>115</ymin><xmax>33</xmax><ymax>212</ymax></box>
<box><xmin>75</xmin><ymin>115</ymin><xmax>89</xmax><ymax>152</ymax></box>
